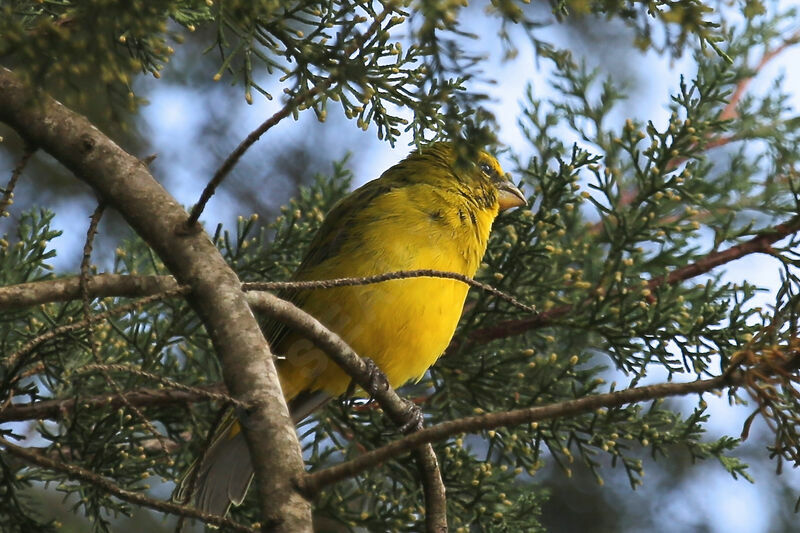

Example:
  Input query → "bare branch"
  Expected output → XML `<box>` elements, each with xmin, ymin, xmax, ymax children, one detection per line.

<box><xmin>0</xmin><ymin>269</ymin><xmax>533</xmax><ymax>314</ymax></box>
<box><xmin>302</xmin><ymin>371</ymin><xmax>743</xmax><ymax>492</ymax></box>
<box><xmin>78</xmin><ymin>203</ymin><xmax>172</xmax><ymax>455</ymax></box>
<box><xmin>244</xmin><ymin>269</ymin><xmax>535</xmax><ymax>313</ymax></box>
<box><xmin>0</xmin><ymin>274</ymin><xmax>180</xmax><ymax>309</ymax></box>
<box><xmin>659</xmin><ymin>28</ymin><xmax>800</xmax><ymax>174</ymax></box>
<box><xmin>0</xmin><ymin>144</ymin><xmax>34</xmax><ymax>216</ymax></box>
<box><xmin>0</xmin><ymin>437</ymin><xmax>257</xmax><ymax>533</ymax></box>
<box><xmin>651</xmin><ymin>215</ymin><xmax>800</xmax><ymax>286</ymax></box>
<box><xmin>0</xmin><ymin>384</ymin><xmax>224</xmax><ymax>423</ymax></box>
<box><xmin>76</xmin><ymin>363</ymin><xmax>243</xmax><ymax>407</ymax></box>
<box><xmin>3</xmin><ymin>288</ymin><xmax>187</xmax><ymax>371</ymax></box>
<box><xmin>418</xmin><ymin>445</ymin><xmax>448</xmax><ymax>533</ymax></box>
<box><xmin>720</xmin><ymin>27</ymin><xmax>800</xmax><ymax>121</ymax></box>
<box><xmin>4</xmin><ymin>209</ymin><xmax>798</xmax><ymax>367</ymax></box>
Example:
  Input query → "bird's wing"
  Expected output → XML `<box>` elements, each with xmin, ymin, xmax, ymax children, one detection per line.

<box><xmin>296</xmin><ymin>179</ymin><xmax>394</xmax><ymax>273</ymax></box>
<box><xmin>262</xmin><ymin>180</ymin><xmax>394</xmax><ymax>355</ymax></box>
<box><xmin>263</xmin><ymin>178</ymin><xmax>397</xmax><ymax>386</ymax></box>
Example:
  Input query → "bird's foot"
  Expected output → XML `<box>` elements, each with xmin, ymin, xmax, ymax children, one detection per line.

<box><xmin>362</xmin><ymin>357</ymin><xmax>390</xmax><ymax>397</ymax></box>
<box><xmin>398</xmin><ymin>399</ymin><xmax>424</xmax><ymax>434</ymax></box>
<box><xmin>360</xmin><ymin>358</ymin><xmax>423</xmax><ymax>433</ymax></box>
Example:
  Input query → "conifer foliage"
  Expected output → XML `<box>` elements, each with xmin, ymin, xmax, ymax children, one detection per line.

<box><xmin>1</xmin><ymin>1</ymin><xmax>799</xmax><ymax>531</ymax></box>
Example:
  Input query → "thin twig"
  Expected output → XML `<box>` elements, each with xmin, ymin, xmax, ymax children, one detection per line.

<box><xmin>588</xmin><ymin>27</ymin><xmax>800</xmax><ymax>231</ymax></box>
<box><xmin>720</xmin><ymin>27</ymin><xmax>800</xmax><ymax>121</ymax></box>
<box><xmin>4</xmin><ymin>208</ymin><xmax>799</xmax><ymax>361</ymax></box>
<box><xmin>3</xmin><ymin>287</ymin><xmax>188</xmax><ymax>370</ymax></box>
<box><xmin>78</xmin><ymin>204</ymin><xmax>172</xmax><ymax>455</ymax></box>
<box><xmin>651</xmin><ymin>214</ymin><xmax>800</xmax><ymax>287</ymax></box>
<box><xmin>3</xmin><ymin>208</ymin><xmax>798</xmax><ymax>361</ymax></box>
<box><xmin>302</xmin><ymin>371</ymin><xmax>743</xmax><ymax>493</ymax></box>
<box><xmin>244</xmin><ymin>269</ymin><xmax>536</xmax><ymax>314</ymax></box>
<box><xmin>0</xmin><ymin>269</ymin><xmax>534</xmax><ymax>314</ymax></box>
<box><xmin>0</xmin><ymin>384</ymin><xmax>226</xmax><ymax>423</ymax></box>
<box><xmin>77</xmin><ymin>363</ymin><xmax>244</xmax><ymax>407</ymax></box>
<box><xmin>0</xmin><ymin>437</ymin><xmax>257</xmax><ymax>532</ymax></box>
<box><xmin>0</xmin><ymin>144</ymin><xmax>34</xmax><ymax>216</ymax></box>
<box><xmin>464</xmin><ymin>214</ymin><xmax>800</xmax><ymax>346</ymax></box>
<box><xmin>184</xmin><ymin>4</ymin><xmax>397</xmax><ymax>228</ymax></box>
<box><xmin>665</xmin><ymin>28</ymin><xmax>800</xmax><ymax>173</ymax></box>
<box><xmin>184</xmin><ymin>87</ymin><xmax>321</xmax><ymax>228</ymax></box>
<box><xmin>79</xmin><ymin>204</ymin><xmax>106</xmax><ymax>344</ymax></box>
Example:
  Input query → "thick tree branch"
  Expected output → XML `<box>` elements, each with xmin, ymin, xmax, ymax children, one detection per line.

<box><xmin>1</xmin><ymin>218</ymin><xmax>796</xmax><ymax>530</ymax></box>
<box><xmin>0</xmin><ymin>67</ymin><xmax>312</xmax><ymax>531</ymax></box>
<box><xmin>0</xmin><ymin>437</ymin><xmax>256</xmax><ymax>533</ymax></box>
<box><xmin>0</xmin><ymin>274</ymin><xmax>180</xmax><ymax>309</ymax></box>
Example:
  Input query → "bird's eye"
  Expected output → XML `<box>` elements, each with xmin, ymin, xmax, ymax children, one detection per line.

<box><xmin>480</xmin><ymin>162</ymin><xmax>493</xmax><ymax>175</ymax></box>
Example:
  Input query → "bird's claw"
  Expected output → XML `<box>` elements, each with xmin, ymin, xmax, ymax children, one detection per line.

<box><xmin>398</xmin><ymin>399</ymin><xmax>424</xmax><ymax>434</ymax></box>
<box><xmin>363</xmin><ymin>357</ymin><xmax>390</xmax><ymax>397</ymax></box>
<box><xmin>361</xmin><ymin>358</ymin><xmax>423</xmax><ymax>433</ymax></box>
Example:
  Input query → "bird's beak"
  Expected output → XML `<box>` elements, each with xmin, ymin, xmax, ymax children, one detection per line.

<box><xmin>497</xmin><ymin>181</ymin><xmax>526</xmax><ymax>211</ymax></box>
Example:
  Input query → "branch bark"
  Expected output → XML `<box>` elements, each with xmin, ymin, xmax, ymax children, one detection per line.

<box><xmin>0</xmin><ymin>68</ymin><xmax>312</xmax><ymax>531</ymax></box>
<box><xmin>1</xmin><ymin>207</ymin><xmax>797</xmax><ymax>530</ymax></box>
<box><xmin>3</xmin><ymin>212</ymin><xmax>799</xmax><ymax>362</ymax></box>
<box><xmin>0</xmin><ymin>269</ymin><xmax>531</xmax><ymax>313</ymax></box>
<box><xmin>0</xmin><ymin>273</ymin><xmax>179</xmax><ymax>309</ymax></box>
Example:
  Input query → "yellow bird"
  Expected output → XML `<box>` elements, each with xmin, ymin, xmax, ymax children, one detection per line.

<box><xmin>174</xmin><ymin>142</ymin><xmax>526</xmax><ymax>515</ymax></box>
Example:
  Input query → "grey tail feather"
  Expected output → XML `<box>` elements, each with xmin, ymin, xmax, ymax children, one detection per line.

<box><xmin>173</xmin><ymin>390</ymin><xmax>331</xmax><ymax>525</ymax></box>
<box><xmin>193</xmin><ymin>430</ymin><xmax>254</xmax><ymax>516</ymax></box>
<box><xmin>172</xmin><ymin>416</ymin><xmax>253</xmax><ymax>520</ymax></box>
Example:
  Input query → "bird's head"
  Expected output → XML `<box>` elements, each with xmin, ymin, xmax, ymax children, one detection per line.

<box><xmin>471</xmin><ymin>149</ymin><xmax>527</xmax><ymax>212</ymax></box>
<box><xmin>405</xmin><ymin>142</ymin><xmax>527</xmax><ymax>212</ymax></box>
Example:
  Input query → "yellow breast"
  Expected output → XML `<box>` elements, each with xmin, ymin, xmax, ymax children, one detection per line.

<box><xmin>276</xmin><ymin>184</ymin><xmax>497</xmax><ymax>399</ymax></box>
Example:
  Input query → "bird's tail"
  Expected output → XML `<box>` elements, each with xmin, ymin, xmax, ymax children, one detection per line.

<box><xmin>172</xmin><ymin>412</ymin><xmax>254</xmax><ymax>517</ymax></box>
<box><xmin>172</xmin><ymin>390</ymin><xmax>331</xmax><ymax>519</ymax></box>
